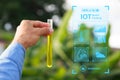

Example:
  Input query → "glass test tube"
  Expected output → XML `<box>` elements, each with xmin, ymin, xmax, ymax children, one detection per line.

<box><xmin>47</xmin><ymin>19</ymin><xmax>53</xmax><ymax>68</ymax></box>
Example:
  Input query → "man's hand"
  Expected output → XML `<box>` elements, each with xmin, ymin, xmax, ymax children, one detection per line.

<box><xmin>13</xmin><ymin>20</ymin><xmax>53</xmax><ymax>49</ymax></box>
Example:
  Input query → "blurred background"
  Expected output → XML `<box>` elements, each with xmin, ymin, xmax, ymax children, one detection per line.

<box><xmin>0</xmin><ymin>0</ymin><xmax>120</xmax><ymax>80</ymax></box>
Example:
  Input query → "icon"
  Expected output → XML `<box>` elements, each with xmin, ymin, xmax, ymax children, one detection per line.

<box><xmin>96</xmin><ymin>51</ymin><xmax>106</xmax><ymax>58</ymax></box>
<box><xmin>73</xmin><ymin>30</ymin><xmax>89</xmax><ymax>44</ymax></box>
<box><xmin>92</xmin><ymin>47</ymin><xmax>107</xmax><ymax>62</ymax></box>
<box><xmin>74</xmin><ymin>47</ymin><xmax>89</xmax><ymax>62</ymax></box>
<box><xmin>80</xmin><ymin>65</ymin><xmax>87</xmax><ymax>72</ymax></box>
<box><xmin>94</xmin><ymin>25</ymin><xmax>106</xmax><ymax>32</ymax></box>
<box><xmin>94</xmin><ymin>34</ymin><xmax>106</xmax><ymax>43</ymax></box>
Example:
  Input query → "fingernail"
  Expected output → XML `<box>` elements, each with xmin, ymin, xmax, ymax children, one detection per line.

<box><xmin>49</xmin><ymin>28</ymin><xmax>54</xmax><ymax>32</ymax></box>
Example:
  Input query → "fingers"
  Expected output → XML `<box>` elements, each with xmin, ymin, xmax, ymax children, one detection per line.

<box><xmin>31</xmin><ymin>20</ymin><xmax>53</xmax><ymax>36</ymax></box>
<box><xmin>31</xmin><ymin>20</ymin><xmax>50</xmax><ymax>28</ymax></box>
<box><xmin>20</xmin><ymin>20</ymin><xmax>53</xmax><ymax>36</ymax></box>
<box><xmin>35</xmin><ymin>27</ymin><xmax>53</xmax><ymax>36</ymax></box>
<box><xmin>21</xmin><ymin>20</ymin><xmax>50</xmax><ymax>28</ymax></box>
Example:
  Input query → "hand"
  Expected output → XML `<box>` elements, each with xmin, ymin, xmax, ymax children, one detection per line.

<box><xmin>12</xmin><ymin>20</ymin><xmax>53</xmax><ymax>49</ymax></box>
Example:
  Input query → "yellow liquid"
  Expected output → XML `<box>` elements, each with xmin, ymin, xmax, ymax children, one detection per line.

<box><xmin>47</xmin><ymin>35</ymin><xmax>52</xmax><ymax>68</ymax></box>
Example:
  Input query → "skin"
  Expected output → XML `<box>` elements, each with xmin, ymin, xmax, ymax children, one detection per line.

<box><xmin>12</xmin><ymin>20</ymin><xmax>53</xmax><ymax>49</ymax></box>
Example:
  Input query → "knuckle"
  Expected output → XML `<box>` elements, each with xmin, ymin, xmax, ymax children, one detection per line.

<box><xmin>21</xmin><ymin>20</ymin><xmax>30</xmax><ymax>23</ymax></box>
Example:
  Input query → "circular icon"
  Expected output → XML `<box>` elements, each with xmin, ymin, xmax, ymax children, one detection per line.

<box><xmin>80</xmin><ymin>65</ymin><xmax>87</xmax><ymax>72</ymax></box>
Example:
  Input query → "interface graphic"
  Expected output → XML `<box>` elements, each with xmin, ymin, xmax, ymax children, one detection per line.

<box><xmin>71</xmin><ymin>6</ymin><xmax>110</xmax><ymax>75</ymax></box>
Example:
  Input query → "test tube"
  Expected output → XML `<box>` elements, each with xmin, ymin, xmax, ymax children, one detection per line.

<box><xmin>47</xmin><ymin>19</ymin><xmax>53</xmax><ymax>68</ymax></box>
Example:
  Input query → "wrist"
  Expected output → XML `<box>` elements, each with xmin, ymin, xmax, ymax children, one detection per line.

<box><xmin>12</xmin><ymin>39</ymin><xmax>28</xmax><ymax>49</ymax></box>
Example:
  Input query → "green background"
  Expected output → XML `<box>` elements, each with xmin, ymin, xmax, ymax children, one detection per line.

<box><xmin>0</xmin><ymin>0</ymin><xmax>120</xmax><ymax>80</ymax></box>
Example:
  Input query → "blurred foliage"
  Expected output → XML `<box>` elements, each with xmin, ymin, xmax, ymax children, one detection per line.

<box><xmin>0</xmin><ymin>0</ymin><xmax>120</xmax><ymax>80</ymax></box>
<box><xmin>0</xmin><ymin>30</ymin><xmax>14</xmax><ymax>41</ymax></box>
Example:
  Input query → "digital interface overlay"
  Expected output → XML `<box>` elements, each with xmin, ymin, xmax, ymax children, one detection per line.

<box><xmin>71</xmin><ymin>6</ymin><xmax>110</xmax><ymax>75</ymax></box>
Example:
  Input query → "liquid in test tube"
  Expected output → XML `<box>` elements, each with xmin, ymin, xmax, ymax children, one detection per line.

<box><xmin>47</xmin><ymin>19</ymin><xmax>53</xmax><ymax>68</ymax></box>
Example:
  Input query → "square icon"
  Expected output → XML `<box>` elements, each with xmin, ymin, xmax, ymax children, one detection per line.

<box><xmin>73</xmin><ymin>30</ymin><xmax>90</xmax><ymax>44</ymax></box>
<box><xmin>80</xmin><ymin>65</ymin><xmax>88</xmax><ymax>72</ymax></box>
<box><xmin>74</xmin><ymin>47</ymin><xmax>89</xmax><ymax>62</ymax></box>
<box><xmin>94</xmin><ymin>25</ymin><xmax>107</xmax><ymax>32</ymax></box>
<box><xmin>92</xmin><ymin>47</ymin><xmax>108</xmax><ymax>62</ymax></box>
<box><xmin>94</xmin><ymin>33</ymin><xmax>106</xmax><ymax>43</ymax></box>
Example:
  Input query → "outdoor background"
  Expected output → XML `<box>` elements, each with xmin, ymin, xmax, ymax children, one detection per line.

<box><xmin>0</xmin><ymin>0</ymin><xmax>120</xmax><ymax>80</ymax></box>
